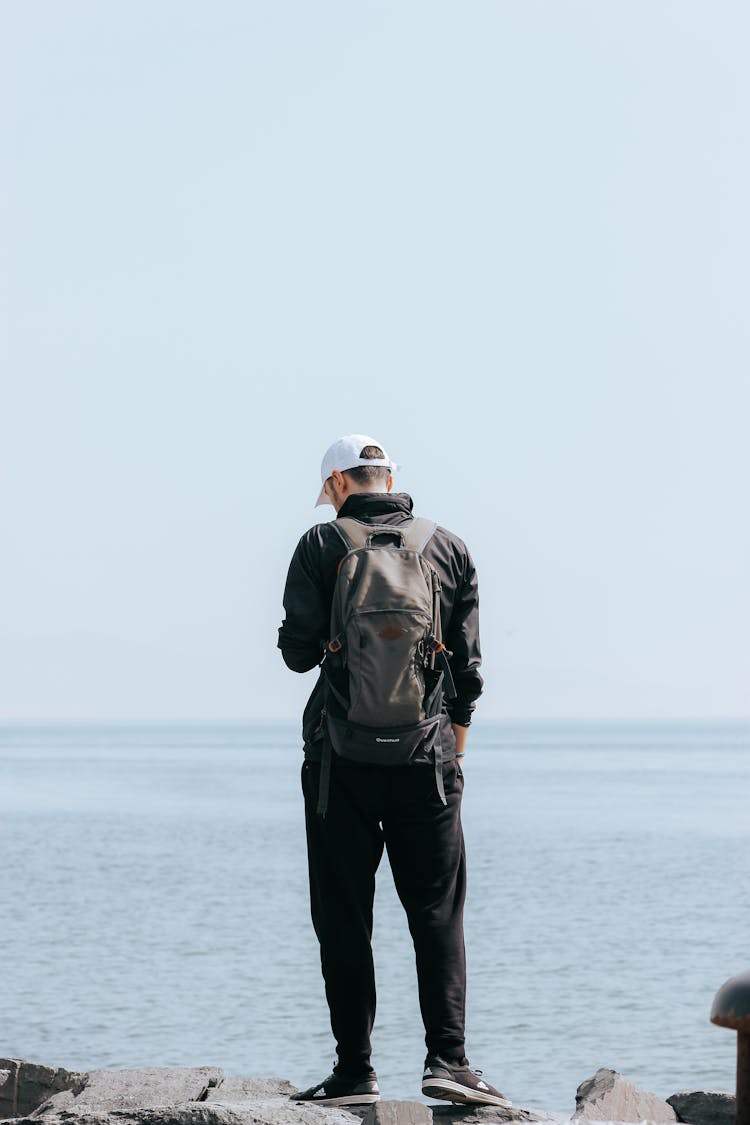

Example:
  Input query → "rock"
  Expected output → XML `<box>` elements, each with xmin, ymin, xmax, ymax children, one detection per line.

<box><xmin>12</xmin><ymin>1109</ymin><xmax>239</xmax><ymax>1125</ymax></box>
<box><xmin>31</xmin><ymin>1065</ymin><xmax>224</xmax><ymax>1116</ymax></box>
<box><xmin>362</xmin><ymin>1102</ymin><xmax>432</xmax><ymax>1125</ymax></box>
<box><xmin>574</xmin><ymin>1069</ymin><xmax>677</xmax><ymax>1123</ymax></box>
<box><xmin>1</xmin><ymin>1060</ymin><xmax>365</xmax><ymax>1125</ymax></box>
<box><xmin>430</xmin><ymin>1106</ymin><xmax>555</xmax><ymax>1123</ymax></box>
<box><xmin>235</xmin><ymin>1100</ymin><xmax>367</xmax><ymax>1125</ymax></box>
<box><xmin>204</xmin><ymin>1077</ymin><xmax>296</xmax><ymax>1100</ymax></box>
<box><xmin>0</xmin><ymin>1059</ymin><xmax>87</xmax><ymax>1119</ymax></box>
<box><xmin>0</xmin><ymin>1061</ymin><xmax>554</xmax><ymax>1125</ymax></box>
<box><xmin>8</xmin><ymin>1101</ymin><xmax>365</xmax><ymax>1125</ymax></box>
<box><xmin>0</xmin><ymin>1062</ymin><xmax>21</xmax><ymax>1120</ymax></box>
<box><xmin>666</xmin><ymin>1091</ymin><xmax>736</xmax><ymax>1125</ymax></box>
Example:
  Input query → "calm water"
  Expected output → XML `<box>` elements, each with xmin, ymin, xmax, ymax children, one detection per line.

<box><xmin>1</xmin><ymin>721</ymin><xmax>748</xmax><ymax>1113</ymax></box>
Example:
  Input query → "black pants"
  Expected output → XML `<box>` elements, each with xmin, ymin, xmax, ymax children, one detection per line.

<box><xmin>301</xmin><ymin>755</ymin><xmax>467</xmax><ymax>1076</ymax></box>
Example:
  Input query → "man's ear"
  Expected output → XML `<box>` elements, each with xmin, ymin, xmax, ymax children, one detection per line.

<box><xmin>330</xmin><ymin>469</ymin><xmax>347</xmax><ymax>494</ymax></box>
<box><xmin>386</xmin><ymin>473</ymin><xmax>393</xmax><ymax>493</ymax></box>
<box><xmin>327</xmin><ymin>469</ymin><xmax>349</xmax><ymax>508</ymax></box>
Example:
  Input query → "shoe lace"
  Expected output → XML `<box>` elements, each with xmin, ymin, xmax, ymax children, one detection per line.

<box><xmin>455</xmin><ymin>1057</ymin><xmax>481</xmax><ymax>1075</ymax></box>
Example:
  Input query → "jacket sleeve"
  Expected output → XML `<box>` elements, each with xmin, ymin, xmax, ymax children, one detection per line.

<box><xmin>277</xmin><ymin>530</ymin><xmax>330</xmax><ymax>673</ymax></box>
<box><xmin>444</xmin><ymin>546</ymin><xmax>483</xmax><ymax>726</ymax></box>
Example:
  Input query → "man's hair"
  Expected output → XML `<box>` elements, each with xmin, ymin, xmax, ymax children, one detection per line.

<box><xmin>343</xmin><ymin>444</ymin><xmax>391</xmax><ymax>487</ymax></box>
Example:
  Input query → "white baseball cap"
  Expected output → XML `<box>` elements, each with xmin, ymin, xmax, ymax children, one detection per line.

<box><xmin>315</xmin><ymin>433</ymin><xmax>398</xmax><ymax>507</ymax></box>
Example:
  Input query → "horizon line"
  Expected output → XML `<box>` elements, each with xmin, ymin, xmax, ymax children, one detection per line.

<box><xmin>1</xmin><ymin>715</ymin><xmax>748</xmax><ymax>727</ymax></box>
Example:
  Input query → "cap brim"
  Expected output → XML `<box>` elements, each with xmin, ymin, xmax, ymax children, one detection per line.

<box><xmin>315</xmin><ymin>484</ymin><xmax>330</xmax><ymax>507</ymax></box>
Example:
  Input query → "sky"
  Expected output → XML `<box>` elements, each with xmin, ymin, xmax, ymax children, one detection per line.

<box><xmin>2</xmin><ymin>1</ymin><xmax>748</xmax><ymax>722</ymax></box>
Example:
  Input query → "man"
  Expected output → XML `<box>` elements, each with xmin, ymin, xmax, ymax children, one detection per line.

<box><xmin>277</xmin><ymin>434</ymin><xmax>509</xmax><ymax>1108</ymax></box>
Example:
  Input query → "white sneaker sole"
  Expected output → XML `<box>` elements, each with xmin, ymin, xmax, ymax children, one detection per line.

<box><xmin>422</xmin><ymin>1078</ymin><xmax>512</xmax><ymax>1107</ymax></box>
<box><xmin>297</xmin><ymin>1094</ymin><xmax>380</xmax><ymax>1106</ymax></box>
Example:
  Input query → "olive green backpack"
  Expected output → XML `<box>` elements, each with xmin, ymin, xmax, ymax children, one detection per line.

<box><xmin>317</xmin><ymin>516</ymin><xmax>456</xmax><ymax>815</ymax></box>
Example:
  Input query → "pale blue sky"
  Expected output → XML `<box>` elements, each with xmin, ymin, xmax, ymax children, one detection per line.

<box><xmin>2</xmin><ymin>1</ymin><xmax>748</xmax><ymax>721</ymax></box>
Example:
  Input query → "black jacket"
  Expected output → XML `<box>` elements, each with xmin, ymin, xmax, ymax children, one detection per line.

<box><xmin>277</xmin><ymin>492</ymin><xmax>483</xmax><ymax>758</ymax></box>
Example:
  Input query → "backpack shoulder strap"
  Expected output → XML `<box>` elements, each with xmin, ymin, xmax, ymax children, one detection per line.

<box><xmin>401</xmin><ymin>517</ymin><xmax>437</xmax><ymax>553</ymax></box>
<box><xmin>330</xmin><ymin>517</ymin><xmax>371</xmax><ymax>551</ymax></box>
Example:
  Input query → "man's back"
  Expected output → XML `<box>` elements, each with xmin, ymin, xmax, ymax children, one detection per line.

<box><xmin>277</xmin><ymin>491</ymin><xmax>483</xmax><ymax>756</ymax></box>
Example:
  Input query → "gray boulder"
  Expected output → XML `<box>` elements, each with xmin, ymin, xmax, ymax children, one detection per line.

<box><xmin>362</xmin><ymin>1104</ymin><xmax>432</xmax><ymax>1125</ymax></box>
<box><xmin>666</xmin><ymin>1091</ymin><xmax>736</xmax><ymax>1125</ymax></box>
<box><xmin>31</xmin><ymin>1065</ymin><xmax>225</xmax><ymax>1117</ymax></box>
<box><xmin>574</xmin><ymin>1069</ymin><xmax>677</xmax><ymax>1123</ymax></box>
<box><xmin>13</xmin><ymin>1110</ymin><xmax>237</xmax><ymax>1125</ymax></box>
<box><xmin>0</xmin><ymin>1059</ymin><xmax>87</xmax><ymax>1119</ymax></box>
<box><xmin>430</xmin><ymin>1106</ymin><xmax>556</xmax><ymax>1123</ymax></box>
<box><xmin>214</xmin><ymin>1082</ymin><xmax>366</xmax><ymax>1125</ymax></box>
<box><xmin>2</xmin><ymin>1061</ymin><xmax>370</xmax><ymax>1125</ymax></box>
<box><xmin>0</xmin><ymin>1060</ymin><xmax>554</xmax><ymax>1125</ymax></box>
<box><xmin>204</xmin><ymin>1077</ymin><xmax>295</xmax><ymax>1101</ymax></box>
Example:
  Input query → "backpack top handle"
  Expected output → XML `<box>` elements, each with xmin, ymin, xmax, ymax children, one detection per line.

<box><xmin>333</xmin><ymin>517</ymin><xmax>437</xmax><ymax>554</ymax></box>
<box><xmin>365</xmin><ymin>528</ymin><xmax>406</xmax><ymax>549</ymax></box>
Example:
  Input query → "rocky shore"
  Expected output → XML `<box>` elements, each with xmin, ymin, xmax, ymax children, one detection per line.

<box><xmin>0</xmin><ymin>1059</ymin><xmax>735</xmax><ymax>1125</ymax></box>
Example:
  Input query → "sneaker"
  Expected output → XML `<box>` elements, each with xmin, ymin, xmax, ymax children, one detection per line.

<box><xmin>291</xmin><ymin>1067</ymin><xmax>380</xmax><ymax>1107</ymax></box>
<box><xmin>422</xmin><ymin>1054</ymin><xmax>511</xmax><ymax>1107</ymax></box>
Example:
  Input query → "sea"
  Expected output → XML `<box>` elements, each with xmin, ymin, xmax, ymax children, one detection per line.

<box><xmin>1</xmin><ymin>720</ymin><xmax>748</xmax><ymax>1114</ymax></box>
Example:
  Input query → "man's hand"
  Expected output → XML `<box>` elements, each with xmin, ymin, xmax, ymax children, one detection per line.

<box><xmin>452</xmin><ymin>722</ymin><xmax>469</xmax><ymax>760</ymax></box>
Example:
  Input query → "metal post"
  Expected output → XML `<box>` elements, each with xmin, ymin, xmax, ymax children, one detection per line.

<box><xmin>737</xmin><ymin>1031</ymin><xmax>750</xmax><ymax>1125</ymax></box>
<box><xmin>711</xmin><ymin>970</ymin><xmax>750</xmax><ymax>1125</ymax></box>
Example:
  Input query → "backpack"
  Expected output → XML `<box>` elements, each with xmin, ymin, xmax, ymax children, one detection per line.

<box><xmin>316</xmin><ymin>516</ymin><xmax>456</xmax><ymax>815</ymax></box>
